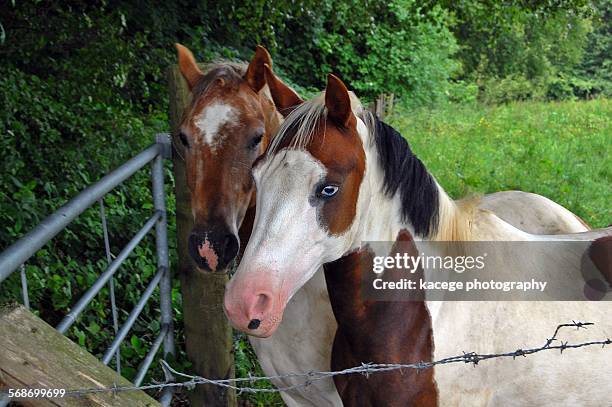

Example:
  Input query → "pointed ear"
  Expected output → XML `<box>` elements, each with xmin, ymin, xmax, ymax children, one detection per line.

<box><xmin>175</xmin><ymin>43</ymin><xmax>203</xmax><ymax>90</ymax></box>
<box><xmin>325</xmin><ymin>74</ymin><xmax>356</xmax><ymax>129</ymax></box>
<box><xmin>244</xmin><ymin>45</ymin><xmax>272</xmax><ymax>93</ymax></box>
<box><xmin>263</xmin><ymin>64</ymin><xmax>303</xmax><ymax>117</ymax></box>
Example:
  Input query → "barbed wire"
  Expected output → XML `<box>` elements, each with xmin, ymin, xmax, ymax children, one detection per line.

<box><xmin>4</xmin><ymin>321</ymin><xmax>611</xmax><ymax>399</ymax></box>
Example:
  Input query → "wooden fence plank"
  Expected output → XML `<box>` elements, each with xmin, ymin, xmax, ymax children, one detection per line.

<box><xmin>0</xmin><ymin>304</ymin><xmax>159</xmax><ymax>407</ymax></box>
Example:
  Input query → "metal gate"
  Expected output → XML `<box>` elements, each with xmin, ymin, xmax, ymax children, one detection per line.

<box><xmin>0</xmin><ymin>134</ymin><xmax>175</xmax><ymax>406</ymax></box>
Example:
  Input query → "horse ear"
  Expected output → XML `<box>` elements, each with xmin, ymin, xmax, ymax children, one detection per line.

<box><xmin>325</xmin><ymin>74</ymin><xmax>356</xmax><ymax>129</ymax></box>
<box><xmin>263</xmin><ymin>63</ymin><xmax>303</xmax><ymax>117</ymax></box>
<box><xmin>244</xmin><ymin>45</ymin><xmax>272</xmax><ymax>93</ymax></box>
<box><xmin>175</xmin><ymin>43</ymin><xmax>203</xmax><ymax>90</ymax></box>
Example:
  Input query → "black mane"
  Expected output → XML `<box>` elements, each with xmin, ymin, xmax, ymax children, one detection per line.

<box><xmin>373</xmin><ymin>117</ymin><xmax>439</xmax><ymax>237</ymax></box>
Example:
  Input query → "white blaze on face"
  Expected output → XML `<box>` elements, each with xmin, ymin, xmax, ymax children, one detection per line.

<box><xmin>194</xmin><ymin>103</ymin><xmax>237</xmax><ymax>152</ymax></box>
<box><xmin>238</xmin><ymin>149</ymin><xmax>349</xmax><ymax>301</ymax></box>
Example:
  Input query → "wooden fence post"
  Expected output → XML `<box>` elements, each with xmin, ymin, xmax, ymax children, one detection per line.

<box><xmin>369</xmin><ymin>93</ymin><xmax>395</xmax><ymax>120</ymax></box>
<box><xmin>167</xmin><ymin>65</ymin><xmax>237</xmax><ymax>407</ymax></box>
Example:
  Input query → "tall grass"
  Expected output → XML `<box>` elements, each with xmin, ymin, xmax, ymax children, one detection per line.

<box><xmin>387</xmin><ymin>99</ymin><xmax>611</xmax><ymax>228</ymax></box>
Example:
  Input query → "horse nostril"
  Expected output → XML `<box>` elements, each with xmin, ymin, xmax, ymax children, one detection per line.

<box><xmin>221</xmin><ymin>234</ymin><xmax>239</xmax><ymax>265</ymax></box>
<box><xmin>248</xmin><ymin>319</ymin><xmax>261</xmax><ymax>330</ymax></box>
<box><xmin>224</xmin><ymin>235</ymin><xmax>233</xmax><ymax>251</ymax></box>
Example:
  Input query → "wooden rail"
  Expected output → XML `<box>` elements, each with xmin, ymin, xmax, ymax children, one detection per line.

<box><xmin>0</xmin><ymin>304</ymin><xmax>159</xmax><ymax>407</ymax></box>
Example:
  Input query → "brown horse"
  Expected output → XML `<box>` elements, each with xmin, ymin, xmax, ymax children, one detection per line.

<box><xmin>175</xmin><ymin>44</ymin><xmax>282</xmax><ymax>271</ymax></box>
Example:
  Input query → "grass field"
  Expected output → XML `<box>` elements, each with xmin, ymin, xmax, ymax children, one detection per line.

<box><xmin>387</xmin><ymin>99</ymin><xmax>611</xmax><ymax>228</ymax></box>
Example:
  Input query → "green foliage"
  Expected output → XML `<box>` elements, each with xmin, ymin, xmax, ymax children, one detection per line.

<box><xmin>0</xmin><ymin>1</ymin><xmax>188</xmax><ymax>385</ymax></box>
<box><xmin>479</xmin><ymin>74</ymin><xmax>545</xmax><ymax>104</ymax></box>
<box><xmin>278</xmin><ymin>0</ymin><xmax>458</xmax><ymax>103</ymax></box>
<box><xmin>575</xmin><ymin>0</ymin><xmax>612</xmax><ymax>97</ymax></box>
<box><xmin>433</xmin><ymin>0</ymin><xmax>602</xmax><ymax>102</ymax></box>
<box><xmin>446</xmin><ymin>80</ymin><xmax>479</xmax><ymax>104</ymax></box>
<box><xmin>234</xmin><ymin>333</ymin><xmax>285</xmax><ymax>406</ymax></box>
<box><xmin>351</xmin><ymin>1</ymin><xmax>459</xmax><ymax>104</ymax></box>
<box><xmin>387</xmin><ymin>99</ymin><xmax>611</xmax><ymax>228</ymax></box>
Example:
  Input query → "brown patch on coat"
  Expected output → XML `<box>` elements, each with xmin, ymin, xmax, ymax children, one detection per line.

<box><xmin>315</xmin><ymin>75</ymin><xmax>364</xmax><ymax>235</ymax></box>
<box><xmin>323</xmin><ymin>229</ymin><xmax>438</xmax><ymax>406</ymax></box>
<box><xmin>312</xmin><ymin>120</ymin><xmax>365</xmax><ymax>235</ymax></box>
<box><xmin>589</xmin><ymin>235</ymin><xmax>612</xmax><ymax>286</ymax></box>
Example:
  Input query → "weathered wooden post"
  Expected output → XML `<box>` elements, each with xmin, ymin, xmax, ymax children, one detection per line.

<box><xmin>369</xmin><ymin>93</ymin><xmax>386</xmax><ymax>120</ymax></box>
<box><xmin>167</xmin><ymin>65</ymin><xmax>236</xmax><ymax>407</ymax></box>
<box><xmin>369</xmin><ymin>93</ymin><xmax>395</xmax><ymax>120</ymax></box>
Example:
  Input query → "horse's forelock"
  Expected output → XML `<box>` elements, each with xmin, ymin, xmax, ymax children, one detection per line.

<box><xmin>266</xmin><ymin>91</ymin><xmax>371</xmax><ymax>156</ymax></box>
<box><xmin>191</xmin><ymin>61</ymin><xmax>249</xmax><ymax>100</ymax></box>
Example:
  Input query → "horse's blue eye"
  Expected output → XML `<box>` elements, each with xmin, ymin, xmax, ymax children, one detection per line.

<box><xmin>320</xmin><ymin>185</ymin><xmax>339</xmax><ymax>198</ymax></box>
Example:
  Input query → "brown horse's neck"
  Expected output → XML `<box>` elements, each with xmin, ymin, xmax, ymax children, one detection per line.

<box><xmin>259</xmin><ymin>87</ymin><xmax>282</xmax><ymax>154</ymax></box>
<box><xmin>246</xmin><ymin>88</ymin><xmax>282</xmax><ymax>214</ymax></box>
<box><xmin>239</xmin><ymin>90</ymin><xmax>282</xmax><ymax>258</ymax></box>
<box><xmin>323</xmin><ymin>230</ymin><xmax>438</xmax><ymax>406</ymax></box>
<box><xmin>237</xmin><ymin>205</ymin><xmax>256</xmax><ymax>261</ymax></box>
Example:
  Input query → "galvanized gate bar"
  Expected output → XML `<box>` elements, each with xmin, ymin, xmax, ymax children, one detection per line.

<box><xmin>19</xmin><ymin>265</ymin><xmax>29</xmax><ymax>310</ymax></box>
<box><xmin>0</xmin><ymin>144</ymin><xmax>161</xmax><ymax>283</ymax></box>
<box><xmin>151</xmin><ymin>135</ymin><xmax>175</xmax><ymax>406</ymax></box>
<box><xmin>56</xmin><ymin>211</ymin><xmax>162</xmax><ymax>334</ymax></box>
<box><xmin>102</xmin><ymin>266</ymin><xmax>165</xmax><ymax>364</ymax></box>
<box><xmin>133</xmin><ymin>325</ymin><xmax>169</xmax><ymax>386</ymax></box>
<box><xmin>151</xmin><ymin>135</ymin><xmax>175</xmax><ymax>372</ymax></box>
<box><xmin>98</xmin><ymin>199</ymin><xmax>121</xmax><ymax>373</ymax></box>
<box><xmin>0</xmin><ymin>392</ymin><xmax>8</xmax><ymax>407</ymax></box>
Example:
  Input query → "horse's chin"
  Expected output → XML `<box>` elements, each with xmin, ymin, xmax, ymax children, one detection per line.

<box><xmin>233</xmin><ymin>317</ymin><xmax>280</xmax><ymax>338</ymax></box>
<box><xmin>223</xmin><ymin>301</ymin><xmax>285</xmax><ymax>338</ymax></box>
<box><xmin>247</xmin><ymin>328</ymin><xmax>275</xmax><ymax>339</ymax></box>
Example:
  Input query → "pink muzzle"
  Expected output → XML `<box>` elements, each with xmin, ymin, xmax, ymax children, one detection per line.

<box><xmin>198</xmin><ymin>238</ymin><xmax>219</xmax><ymax>270</ymax></box>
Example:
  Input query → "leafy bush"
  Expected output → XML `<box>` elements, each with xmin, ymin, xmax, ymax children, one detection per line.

<box><xmin>479</xmin><ymin>74</ymin><xmax>545</xmax><ymax>104</ymax></box>
<box><xmin>437</xmin><ymin>1</ymin><xmax>601</xmax><ymax>101</ymax></box>
<box><xmin>447</xmin><ymin>80</ymin><xmax>479</xmax><ymax>104</ymax></box>
<box><xmin>0</xmin><ymin>1</ymin><xmax>187</xmax><ymax>382</ymax></box>
<box><xmin>575</xmin><ymin>0</ymin><xmax>612</xmax><ymax>97</ymax></box>
<box><xmin>0</xmin><ymin>61</ymin><xmax>186</xmax><ymax>381</ymax></box>
<box><xmin>290</xmin><ymin>0</ymin><xmax>459</xmax><ymax>104</ymax></box>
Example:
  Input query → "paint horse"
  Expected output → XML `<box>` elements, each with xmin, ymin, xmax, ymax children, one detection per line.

<box><xmin>174</xmin><ymin>46</ymin><xmax>593</xmax><ymax>406</ymax></box>
<box><xmin>225</xmin><ymin>73</ymin><xmax>611</xmax><ymax>406</ymax></box>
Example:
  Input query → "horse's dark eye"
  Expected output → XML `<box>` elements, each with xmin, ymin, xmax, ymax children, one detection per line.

<box><xmin>318</xmin><ymin>185</ymin><xmax>339</xmax><ymax>199</ymax></box>
<box><xmin>179</xmin><ymin>132</ymin><xmax>189</xmax><ymax>148</ymax></box>
<box><xmin>249</xmin><ymin>133</ymin><xmax>264</xmax><ymax>150</ymax></box>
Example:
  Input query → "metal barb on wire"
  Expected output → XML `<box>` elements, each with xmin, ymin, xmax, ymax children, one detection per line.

<box><xmin>24</xmin><ymin>321</ymin><xmax>608</xmax><ymax>399</ymax></box>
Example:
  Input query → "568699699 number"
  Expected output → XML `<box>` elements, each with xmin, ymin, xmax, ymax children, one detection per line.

<box><xmin>6</xmin><ymin>388</ymin><xmax>66</xmax><ymax>398</ymax></box>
